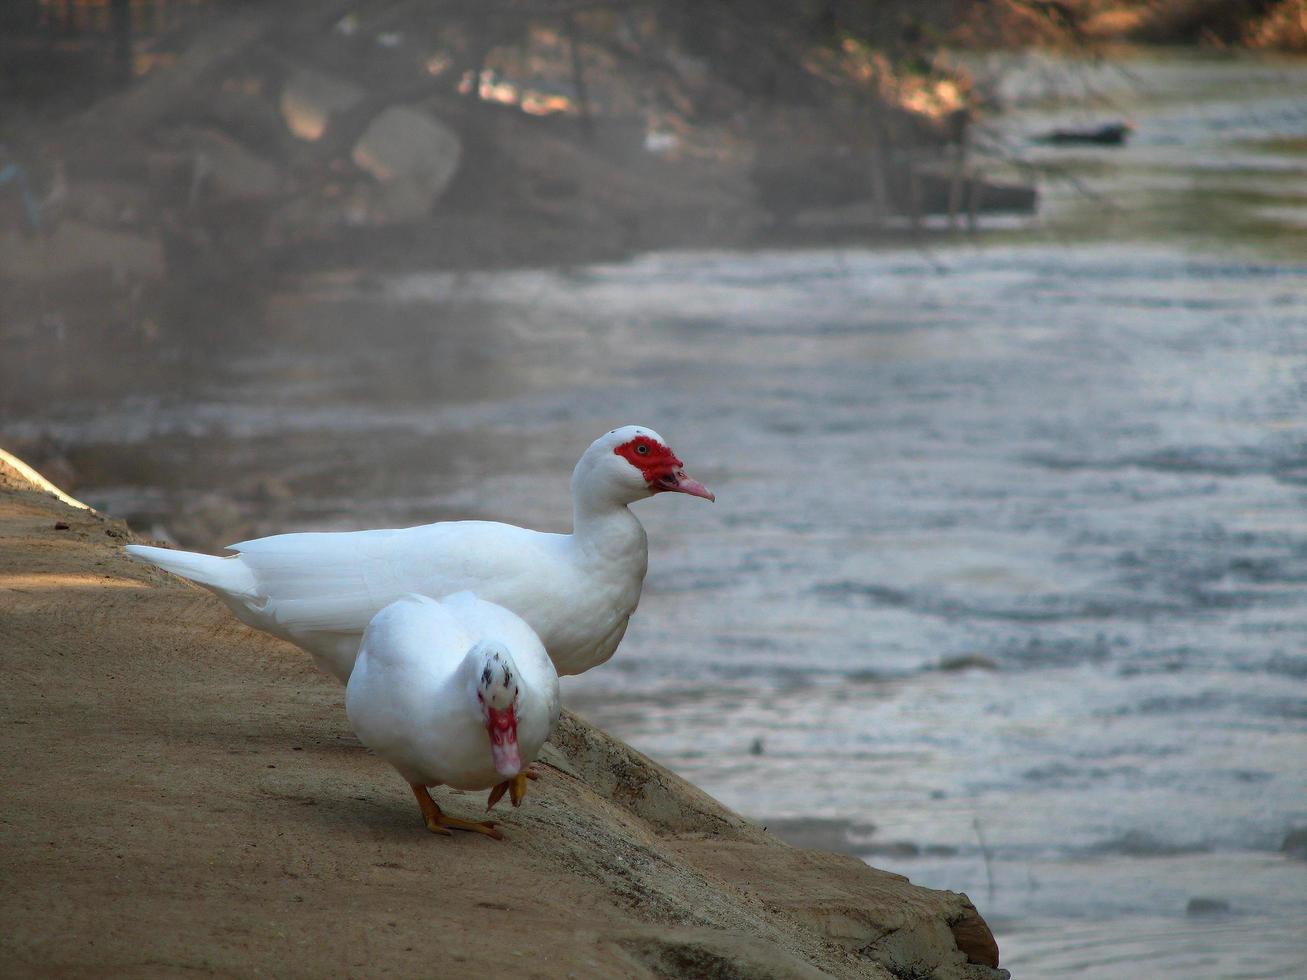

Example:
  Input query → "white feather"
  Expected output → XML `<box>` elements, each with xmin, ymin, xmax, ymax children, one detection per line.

<box><xmin>124</xmin><ymin>426</ymin><xmax>706</xmax><ymax>681</ymax></box>
<box><xmin>346</xmin><ymin>593</ymin><xmax>560</xmax><ymax>790</ymax></box>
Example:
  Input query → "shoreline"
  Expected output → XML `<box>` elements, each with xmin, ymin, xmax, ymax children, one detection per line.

<box><xmin>0</xmin><ymin>452</ymin><xmax>1003</xmax><ymax>979</ymax></box>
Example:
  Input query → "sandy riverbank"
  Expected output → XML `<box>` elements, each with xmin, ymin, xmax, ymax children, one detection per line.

<box><xmin>0</xmin><ymin>452</ymin><xmax>1001</xmax><ymax>979</ymax></box>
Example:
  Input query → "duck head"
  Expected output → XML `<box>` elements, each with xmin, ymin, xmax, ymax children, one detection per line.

<box><xmin>471</xmin><ymin>642</ymin><xmax>523</xmax><ymax>778</ymax></box>
<box><xmin>573</xmin><ymin>425</ymin><xmax>714</xmax><ymax>507</ymax></box>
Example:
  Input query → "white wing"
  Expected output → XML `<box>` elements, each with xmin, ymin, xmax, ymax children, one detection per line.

<box><xmin>230</xmin><ymin>521</ymin><xmax>566</xmax><ymax>640</ymax></box>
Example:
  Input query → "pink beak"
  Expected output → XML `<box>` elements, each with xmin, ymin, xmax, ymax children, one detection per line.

<box><xmin>654</xmin><ymin>469</ymin><xmax>715</xmax><ymax>501</ymax></box>
<box><xmin>486</xmin><ymin>705</ymin><xmax>522</xmax><ymax>778</ymax></box>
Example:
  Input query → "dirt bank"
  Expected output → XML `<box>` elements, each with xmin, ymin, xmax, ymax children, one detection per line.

<box><xmin>0</xmin><ymin>452</ymin><xmax>1002</xmax><ymax>979</ymax></box>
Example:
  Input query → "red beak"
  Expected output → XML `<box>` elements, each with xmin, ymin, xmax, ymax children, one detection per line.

<box><xmin>653</xmin><ymin>468</ymin><xmax>715</xmax><ymax>501</ymax></box>
<box><xmin>486</xmin><ymin>704</ymin><xmax>521</xmax><ymax>777</ymax></box>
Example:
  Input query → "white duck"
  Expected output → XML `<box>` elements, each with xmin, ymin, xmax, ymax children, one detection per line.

<box><xmin>346</xmin><ymin>592</ymin><xmax>560</xmax><ymax>838</ymax></box>
<box><xmin>125</xmin><ymin>425</ymin><xmax>712</xmax><ymax>682</ymax></box>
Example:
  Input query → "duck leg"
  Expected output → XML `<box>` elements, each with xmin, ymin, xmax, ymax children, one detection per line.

<box><xmin>410</xmin><ymin>784</ymin><xmax>503</xmax><ymax>839</ymax></box>
<box><xmin>486</xmin><ymin>767</ymin><xmax>540</xmax><ymax>811</ymax></box>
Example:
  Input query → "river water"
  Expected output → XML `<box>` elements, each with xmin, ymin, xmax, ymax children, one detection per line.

<box><xmin>5</xmin><ymin>51</ymin><xmax>1307</xmax><ymax>977</ymax></box>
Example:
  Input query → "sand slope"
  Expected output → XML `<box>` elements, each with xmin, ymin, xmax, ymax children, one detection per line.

<box><xmin>0</xmin><ymin>454</ymin><xmax>1002</xmax><ymax>979</ymax></box>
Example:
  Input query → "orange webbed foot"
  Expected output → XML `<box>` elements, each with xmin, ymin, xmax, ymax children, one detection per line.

<box><xmin>411</xmin><ymin>783</ymin><xmax>504</xmax><ymax>840</ymax></box>
<box><xmin>487</xmin><ymin>768</ymin><xmax>538</xmax><ymax>810</ymax></box>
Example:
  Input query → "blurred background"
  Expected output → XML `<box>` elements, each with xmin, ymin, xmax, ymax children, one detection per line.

<box><xmin>3</xmin><ymin>2</ymin><xmax>1306</xmax><ymax>975</ymax></box>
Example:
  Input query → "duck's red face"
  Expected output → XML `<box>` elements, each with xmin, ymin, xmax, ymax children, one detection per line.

<box><xmin>614</xmin><ymin>435</ymin><xmax>714</xmax><ymax>500</ymax></box>
<box><xmin>477</xmin><ymin>650</ymin><xmax>522</xmax><ymax>778</ymax></box>
<box><xmin>485</xmin><ymin>702</ymin><xmax>520</xmax><ymax>778</ymax></box>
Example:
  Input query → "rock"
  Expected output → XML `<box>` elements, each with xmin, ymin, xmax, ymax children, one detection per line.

<box><xmin>351</xmin><ymin>106</ymin><xmax>461</xmax><ymax>220</ymax></box>
<box><xmin>1282</xmin><ymin>826</ymin><xmax>1307</xmax><ymax>859</ymax></box>
<box><xmin>952</xmin><ymin>904</ymin><xmax>1002</xmax><ymax>969</ymax></box>
<box><xmin>279</xmin><ymin>68</ymin><xmax>364</xmax><ymax>142</ymax></box>
<box><xmin>0</xmin><ymin>452</ymin><xmax>1006</xmax><ymax>980</ymax></box>
<box><xmin>1186</xmin><ymin>897</ymin><xmax>1231</xmax><ymax>916</ymax></box>
<box><xmin>938</xmin><ymin>655</ymin><xmax>1000</xmax><ymax>672</ymax></box>
<box><xmin>209</xmin><ymin>86</ymin><xmax>291</xmax><ymax>152</ymax></box>
<box><xmin>177</xmin><ymin>127</ymin><xmax>281</xmax><ymax>201</ymax></box>
<box><xmin>1035</xmin><ymin>122</ymin><xmax>1132</xmax><ymax>146</ymax></box>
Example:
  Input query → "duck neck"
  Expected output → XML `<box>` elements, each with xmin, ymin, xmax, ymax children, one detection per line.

<box><xmin>571</xmin><ymin>479</ymin><xmax>647</xmax><ymax>561</ymax></box>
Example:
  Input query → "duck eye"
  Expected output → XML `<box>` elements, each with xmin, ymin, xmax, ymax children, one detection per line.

<box><xmin>636</xmin><ymin>444</ymin><xmax>649</xmax><ymax>455</ymax></box>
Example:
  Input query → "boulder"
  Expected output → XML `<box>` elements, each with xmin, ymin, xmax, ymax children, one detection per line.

<box><xmin>187</xmin><ymin>128</ymin><xmax>281</xmax><ymax>201</ymax></box>
<box><xmin>279</xmin><ymin>68</ymin><xmax>365</xmax><ymax>142</ymax></box>
<box><xmin>351</xmin><ymin>105</ymin><xmax>461</xmax><ymax>219</ymax></box>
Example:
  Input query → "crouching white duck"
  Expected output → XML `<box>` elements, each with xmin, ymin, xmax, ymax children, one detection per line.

<box><xmin>346</xmin><ymin>592</ymin><xmax>560</xmax><ymax>839</ymax></box>
<box><xmin>126</xmin><ymin>425</ymin><xmax>712</xmax><ymax>682</ymax></box>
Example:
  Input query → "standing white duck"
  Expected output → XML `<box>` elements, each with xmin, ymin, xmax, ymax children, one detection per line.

<box><xmin>346</xmin><ymin>592</ymin><xmax>560</xmax><ymax>838</ymax></box>
<box><xmin>125</xmin><ymin>426</ymin><xmax>712</xmax><ymax>682</ymax></box>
